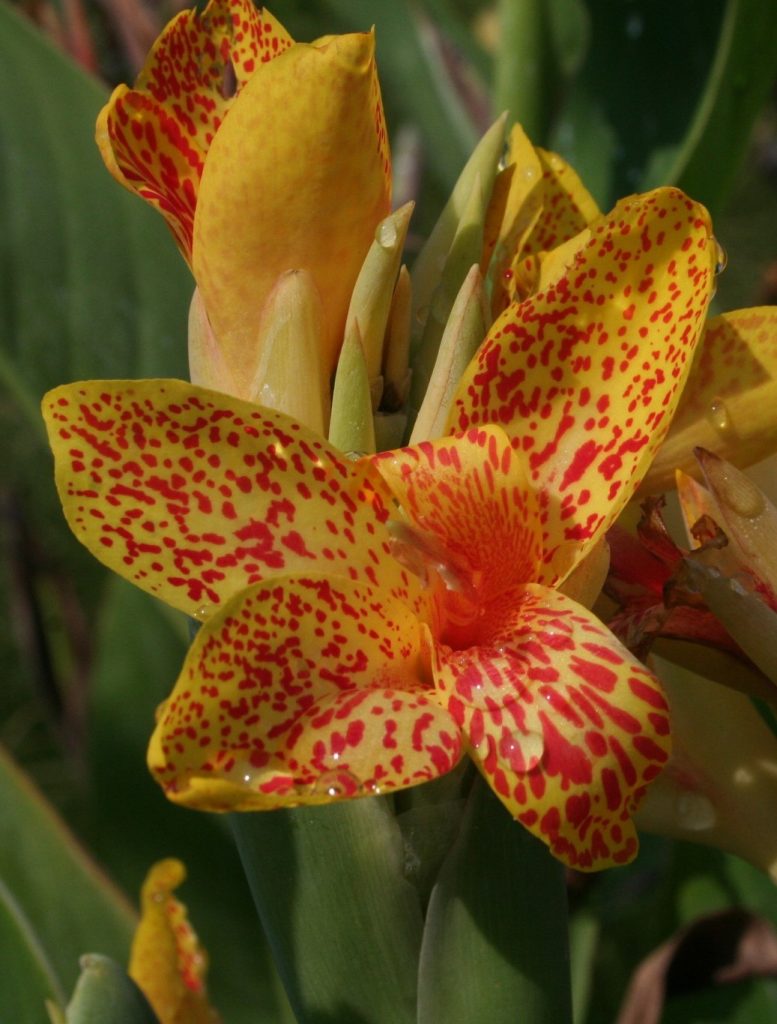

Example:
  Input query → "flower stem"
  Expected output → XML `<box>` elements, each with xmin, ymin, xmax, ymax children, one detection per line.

<box><xmin>417</xmin><ymin>773</ymin><xmax>573</xmax><ymax>1023</ymax></box>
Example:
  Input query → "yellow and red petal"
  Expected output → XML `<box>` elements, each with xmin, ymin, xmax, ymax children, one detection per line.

<box><xmin>42</xmin><ymin>379</ymin><xmax>415</xmax><ymax>619</ymax></box>
<box><xmin>193</xmin><ymin>30</ymin><xmax>391</xmax><ymax>393</ymax></box>
<box><xmin>432</xmin><ymin>585</ymin><xmax>670</xmax><ymax>870</ymax></box>
<box><xmin>449</xmin><ymin>188</ymin><xmax>716</xmax><ymax>587</ymax></box>
<box><xmin>147</xmin><ymin>575</ymin><xmax>459</xmax><ymax>808</ymax></box>
<box><xmin>96</xmin><ymin>0</ymin><xmax>293</xmax><ymax>260</ymax></box>
<box><xmin>372</xmin><ymin>426</ymin><xmax>542</xmax><ymax>608</ymax></box>
<box><xmin>644</xmin><ymin>307</ymin><xmax>777</xmax><ymax>492</ymax></box>
<box><xmin>129</xmin><ymin>859</ymin><xmax>218</xmax><ymax>1024</ymax></box>
<box><xmin>483</xmin><ymin>125</ymin><xmax>600</xmax><ymax>317</ymax></box>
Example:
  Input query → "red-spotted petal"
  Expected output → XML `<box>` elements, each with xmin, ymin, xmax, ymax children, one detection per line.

<box><xmin>129</xmin><ymin>859</ymin><xmax>217</xmax><ymax>1024</ymax></box>
<box><xmin>372</xmin><ymin>426</ymin><xmax>542</xmax><ymax>607</ymax></box>
<box><xmin>42</xmin><ymin>380</ymin><xmax>416</xmax><ymax>619</ymax></box>
<box><xmin>644</xmin><ymin>307</ymin><xmax>777</xmax><ymax>491</ymax></box>
<box><xmin>96</xmin><ymin>0</ymin><xmax>293</xmax><ymax>259</ymax></box>
<box><xmin>433</xmin><ymin>584</ymin><xmax>671</xmax><ymax>870</ymax></box>
<box><xmin>147</xmin><ymin>574</ymin><xmax>459</xmax><ymax>808</ymax></box>
<box><xmin>449</xmin><ymin>188</ymin><xmax>716</xmax><ymax>586</ymax></box>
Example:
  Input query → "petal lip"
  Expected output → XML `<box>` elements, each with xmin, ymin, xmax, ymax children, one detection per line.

<box><xmin>450</xmin><ymin>187</ymin><xmax>716</xmax><ymax>587</ymax></box>
<box><xmin>372</xmin><ymin>425</ymin><xmax>542</xmax><ymax>608</ymax></box>
<box><xmin>148</xmin><ymin>573</ymin><xmax>458</xmax><ymax>809</ymax></box>
<box><xmin>434</xmin><ymin>584</ymin><xmax>671</xmax><ymax>870</ymax></box>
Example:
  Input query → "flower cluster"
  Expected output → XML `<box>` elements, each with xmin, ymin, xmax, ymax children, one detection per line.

<box><xmin>45</xmin><ymin>0</ymin><xmax>777</xmax><ymax>875</ymax></box>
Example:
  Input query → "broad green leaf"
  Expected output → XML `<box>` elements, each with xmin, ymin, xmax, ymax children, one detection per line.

<box><xmin>0</xmin><ymin>877</ymin><xmax>64</xmax><ymax>1020</ymax></box>
<box><xmin>85</xmin><ymin>578</ymin><xmax>294</xmax><ymax>1024</ymax></box>
<box><xmin>0</xmin><ymin>1</ymin><xmax>190</xmax><ymax>749</ymax></box>
<box><xmin>0</xmin><ymin>2</ymin><xmax>190</xmax><ymax>411</ymax></box>
<box><xmin>0</xmin><ymin>744</ymin><xmax>135</xmax><ymax>995</ymax></box>
<box><xmin>550</xmin><ymin>0</ymin><xmax>730</xmax><ymax>208</ymax></box>
<box><xmin>231</xmin><ymin>798</ymin><xmax>424</xmax><ymax>1024</ymax></box>
<box><xmin>665</xmin><ymin>0</ymin><xmax>777</xmax><ymax>215</ymax></box>
<box><xmin>417</xmin><ymin>776</ymin><xmax>572</xmax><ymax>1024</ymax></box>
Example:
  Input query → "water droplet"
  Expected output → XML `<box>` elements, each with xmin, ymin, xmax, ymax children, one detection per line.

<box><xmin>345</xmin><ymin>450</ymin><xmax>367</xmax><ymax>461</ymax></box>
<box><xmin>192</xmin><ymin>605</ymin><xmax>210</xmax><ymax>622</ymax></box>
<box><xmin>675</xmin><ymin>791</ymin><xmax>717</xmax><ymax>832</ymax></box>
<box><xmin>501</xmin><ymin>729</ymin><xmax>544</xmax><ymax>773</ymax></box>
<box><xmin>520</xmin><ymin>164</ymin><xmax>538</xmax><ymax>182</ymax></box>
<box><xmin>714</xmin><ymin>238</ymin><xmax>728</xmax><ymax>276</ymax></box>
<box><xmin>309</xmin><ymin>769</ymin><xmax>362</xmax><ymax>799</ymax></box>
<box><xmin>707</xmin><ymin>397</ymin><xmax>735</xmax><ymax>440</ymax></box>
<box><xmin>377</xmin><ymin>219</ymin><xmax>398</xmax><ymax>249</ymax></box>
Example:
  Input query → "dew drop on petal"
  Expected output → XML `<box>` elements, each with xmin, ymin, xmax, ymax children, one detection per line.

<box><xmin>376</xmin><ymin>219</ymin><xmax>398</xmax><ymax>249</ymax></box>
<box><xmin>520</xmin><ymin>163</ymin><xmax>538</xmax><ymax>183</ymax></box>
<box><xmin>501</xmin><ymin>729</ymin><xmax>545</xmax><ymax>773</ymax></box>
<box><xmin>714</xmin><ymin>238</ymin><xmax>728</xmax><ymax>276</ymax></box>
<box><xmin>309</xmin><ymin>769</ymin><xmax>362</xmax><ymax>799</ymax></box>
<box><xmin>707</xmin><ymin>396</ymin><xmax>735</xmax><ymax>440</ymax></box>
<box><xmin>192</xmin><ymin>605</ymin><xmax>210</xmax><ymax>622</ymax></box>
<box><xmin>675</xmin><ymin>791</ymin><xmax>717</xmax><ymax>832</ymax></box>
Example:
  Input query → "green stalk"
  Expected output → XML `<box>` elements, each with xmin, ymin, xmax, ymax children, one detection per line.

<box><xmin>494</xmin><ymin>0</ymin><xmax>554</xmax><ymax>143</ymax></box>
<box><xmin>417</xmin><ymin>774</ymin><xmax>573</xmax><ymax>1024</ymax></box>
<box><xmin>230</xmin><ymin>799</ymin><xmax>424</xmax><ymax>1024</ymax></box>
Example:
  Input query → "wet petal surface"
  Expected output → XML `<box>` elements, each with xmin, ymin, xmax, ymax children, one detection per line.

<box><xmin>148</xmin><ymin>575</ymin><xmax>458</xmax><ymax>808</ymax></box>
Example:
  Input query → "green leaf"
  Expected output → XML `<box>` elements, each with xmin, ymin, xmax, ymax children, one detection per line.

<box><xmin>231</xmin><ymin>798</ymin><xmax>425</xmax><ymax>1024</ymax></box>
<box><xmin>417</xmin><ymin>775</ymin><xmax>573</xmax><ymax>1024</ymax></box>
<box><xmin>494</xmin><ymin>0</ymin><xmax>556</xmax><ymax>143</ymax></box>
<box><xmin>0</xmin><ymin>876</ymin><xmax>64</xmax><ymax>1020</ymax></box>
<box><xmin>0</xmin><ymin>744</ymin><xmax>136</xmax><ymax>996</ymax></box>
<box><xmin>0</xmin><ymin>1</ymin><xmax>190</xmax><ymax>421</ymax></box>
<box><xmin>661</xmin><ymin>0</ymin><xmax>777</xmax><ymax>215</ymax></box>
<box><xmin>550</xmin><ymin>0</ymin><xmax>729</xmax><ymax>208</ymax></box>
<box><xmin>65</xmin><ymin>956</ymin><xmax>159</xmax><ymax>1024</ymax></box>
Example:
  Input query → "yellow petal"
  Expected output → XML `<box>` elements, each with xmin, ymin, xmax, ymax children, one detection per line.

<box><xmin>449</xmin><ymin>188</ymin><xmax>716</xmax><ymax>587</ymax></box>
<box><xmin>643</xmin><ymin>307</ymin><xmax>777</xmax><ymax>492</ymax></box>
<box><xmin>96</xmin><ymin>0</ymin><xmax>293</xmax><ymax>260</ymax></box>
<box><xmin>129</xmin><ymin>859</ymin><xmax>219</xmax><ymax>1024</ymax></box>
<box><xmin>42</xmin><ymin>379</ymin><xmax>412</xmax><ymax>619</ymax></box>
<box><xmin>636</xmin><ymin>656</ymin><xmax>777</xmax><ymax>883</ymax></box>
<box><xmin>483</xmin><ymin>124</ymin><xmax>600</xmax><ymax>316</ymax></box>
<box><xmin>193</xmin><ymin>31</ymin><xmax>391</xmax><ymax>392</ymax></box>
<box><xmin>148</xmin><ymin>574</ymin><xmax>458</xmax><ymax>809</ymax></box>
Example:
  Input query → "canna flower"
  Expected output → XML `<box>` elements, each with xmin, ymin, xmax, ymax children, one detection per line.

<box><xmin>129</xmin><ymin>859</ymin><xmax>219</xmax><ymax>1024</ymax></box>
<box><xmin>44</xmin><ymin>379</ymin><xmax>669</xmax><ymax>871</ymax></box>
<box><xmin>97</xmin><ymin>0</ymin><xmax>391</xmax><ymax>396</ymax></box>
<box><xmin>42</xmin><ymin>183</ymin><xmax>717</xmax><ymax>871</ymax></box>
